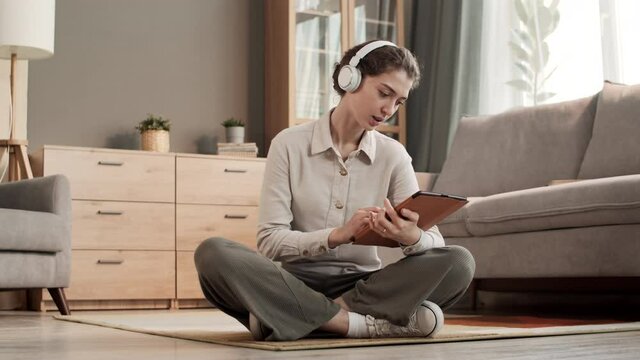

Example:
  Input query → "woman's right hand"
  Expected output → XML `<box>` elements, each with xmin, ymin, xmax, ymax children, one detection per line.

<box><xmin>328</xmin><ymin>207</ymin><xmax>381</xmax><ymax>248</ymax></box>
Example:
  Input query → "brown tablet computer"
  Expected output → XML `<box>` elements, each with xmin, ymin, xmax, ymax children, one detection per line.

<box><xmin>353</xmin><ymin>191</ymin><xmax>468</xmax><ymax>247</ymax></box>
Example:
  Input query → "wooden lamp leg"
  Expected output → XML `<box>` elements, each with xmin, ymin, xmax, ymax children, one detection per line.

<box><xmin>16</xmin><ymin>144</ymin><xmax>33</xmax><ymax>179</ymax></box>
<box><xmin>7</xmin><ymin>147</ymin><xmax>18</xmax><ymax>181</ymax></box>
<box><xmin>1</xmin><ymin>141</ymin><xmax>32</xmax><ymax>181</ymax></box>
<box><xmin>2</xmin><ymin>53</ymin><xmax>33</xmax><ymax>182</ymax></box>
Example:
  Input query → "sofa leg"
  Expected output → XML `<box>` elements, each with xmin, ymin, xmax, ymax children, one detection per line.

<box><xmin>469</xmin><ymin>280</ymin><xmax>478</xmax><ymax>312</ymax></box>
<box><xmin>47</xmin><ymin>288</ymin><xmax>71</xmax><ymax>315</ymax></box>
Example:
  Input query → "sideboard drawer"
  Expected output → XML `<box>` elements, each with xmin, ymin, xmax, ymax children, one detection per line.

<box><xmin>43</xmin><ymin>148</ymin><xmax>175</xmax><ymax>202</ymax></box>
<box><xmin>176</xmin><ymin>204</ymin><xmax>259</xmax><ymax>251</ymax></box>
<box><xmin>65</xmin><ymin>250</ymin><xmax>175</xmax><ymax>300</ymax></box>
<box><xmin>72</xmin><ymin>200</ymin><xmax>175</xmax><ymax>250</ymax></box>
<box><xmin>176</xmin><ymin>251</ymin><xmax>204</xmax><ymax>299</ymax></box>
<box><xmin>177</xmin><ymin>157</ymin><xmax>265</xmax><ymax>205</ymax></box>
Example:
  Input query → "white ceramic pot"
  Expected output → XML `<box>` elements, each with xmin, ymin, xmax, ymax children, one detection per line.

<box><xmin>225</xmin><ymin>126</ymin><xmax>245</xmax><ymax>144</ymax></box>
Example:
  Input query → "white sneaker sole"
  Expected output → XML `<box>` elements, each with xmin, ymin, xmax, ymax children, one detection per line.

<box><xmin>421</xmin><ymin>300</ymin><xmax>444</xmax><ymax>337</ymax></box>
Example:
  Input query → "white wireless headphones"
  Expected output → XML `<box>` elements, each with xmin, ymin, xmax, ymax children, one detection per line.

<box><xmin>337</xmin><ymin>40</ymin><xmax>398</xmax><ymax>93</ymax></box>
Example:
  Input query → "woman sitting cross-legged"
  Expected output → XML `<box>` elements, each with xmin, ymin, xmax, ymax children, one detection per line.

<box><xmin>195</xmin><ymin>40</ymin><xmax>475</xmax><ymax>341</ymax></box>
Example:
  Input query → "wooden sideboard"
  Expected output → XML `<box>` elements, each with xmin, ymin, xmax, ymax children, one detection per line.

<box><xmin>175</xmin><ymin>153</ymin><xmax>263</xmax><ymax>305</ymax></box>
<box><xmin>30</xmin><ymin>145</ymin><xmax>265</xmax><ymax>310</ymax></box>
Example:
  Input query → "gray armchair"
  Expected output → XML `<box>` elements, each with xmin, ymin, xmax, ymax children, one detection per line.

<box><xmin>0</xmin><ymin>175</ymin><xmax>72</xmax><ymax>314</ymax></box>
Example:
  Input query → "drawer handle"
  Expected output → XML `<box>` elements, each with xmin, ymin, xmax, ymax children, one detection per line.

<box><xmin>97</xmin><ymin>259</ymin><xmax>124</xmax><ymax>265</ymax></box>
<box><xmin>225</xmin><ymin>214</ymin><xmax>248</xmax><ymax>219</ymax></box>
<box><xmin>98</xmin><ymin>161</ymin><xmax>124</xmax><ymax>166</ymax></box>
<box><xmin>224</xmin><ymin>168</ymin><xmax>247</xmax><ymax>173</ymax></box>
<box><xmin>97</xmin><ymin>210</ymin><xmax>124</xmax><ymax>215</ymax></box>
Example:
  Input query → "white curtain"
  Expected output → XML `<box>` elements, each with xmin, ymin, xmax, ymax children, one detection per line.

<box><xmin>476</xmin><ymin>0</ymin><xmax>521</xmax><ymax>116</ymax></box>
<box><xmin>600</xmin><ymin>0</ymin><xmax>640</xmax><ymax>84</ymax></box>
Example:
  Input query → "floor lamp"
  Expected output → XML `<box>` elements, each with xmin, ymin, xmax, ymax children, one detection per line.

<box><xmin>0</xmin><ymin>0</ymin><xmax>55</xmax><ymax>181</ymax></box>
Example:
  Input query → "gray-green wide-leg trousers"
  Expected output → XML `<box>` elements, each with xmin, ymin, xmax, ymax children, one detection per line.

<box><xmin>194</xmin><ymin>237</ymin><xmax>475</xmax><ymax>341</ymax></box>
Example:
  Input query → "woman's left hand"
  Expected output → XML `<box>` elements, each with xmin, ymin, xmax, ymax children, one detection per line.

<box><xmin>369</xmin><ymin>198</ymin><xmax>422</xmax><ymax>246</ymax></box>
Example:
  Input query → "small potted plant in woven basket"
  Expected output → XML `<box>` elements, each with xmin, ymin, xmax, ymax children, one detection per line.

<box><xmin>136</xmin><ymin>114</ymin><xmax>171</xmax><ymax>152</ymax></box>
<box><xmin>222</xmin><ymin>117</ymin><xmax>245</xmax><ymax>144</ymax></box>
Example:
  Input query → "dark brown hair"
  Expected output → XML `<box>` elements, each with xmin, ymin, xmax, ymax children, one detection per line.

<box><xmin>332</xmin><ymin>40</ymin><xmax>421</xmax><ymax>96</ymax></box>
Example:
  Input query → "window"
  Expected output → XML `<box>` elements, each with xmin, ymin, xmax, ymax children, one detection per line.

<box><xmin>473</xmin><ymin>0</ymin><xmax>638</xmax><ymax>115</ymax></box>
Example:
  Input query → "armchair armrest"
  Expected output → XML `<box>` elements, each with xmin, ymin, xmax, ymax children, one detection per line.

<box><xmin>416</xmin><ymin>172</ymin><xmax>439</xmax><ymax>192</ymax></box>
<box><xmin>0</xmin><ymin>175</ymin><xmax>70</xmax><ymax>217</ymax></box>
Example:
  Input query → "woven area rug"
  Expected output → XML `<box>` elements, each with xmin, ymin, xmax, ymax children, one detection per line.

<box><xmin>54</xmin><ymin>310</ymin><xmax>640</xmax><ymax>351</ymax></box>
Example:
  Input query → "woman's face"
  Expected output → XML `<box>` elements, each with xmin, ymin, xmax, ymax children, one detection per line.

<box><xmin>345</xmin><ymin>69</ymin><xmax>413</xmax><ymax>131</ymax></box>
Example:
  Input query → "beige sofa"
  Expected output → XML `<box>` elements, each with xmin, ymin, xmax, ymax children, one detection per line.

<box><xmin>419</xmin><ymin>81</ymin><xmax>640</xmax><ymax>305</ymax></box>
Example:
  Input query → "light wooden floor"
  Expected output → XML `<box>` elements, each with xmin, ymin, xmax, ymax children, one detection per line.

<box><xmin>1</xmin><ymin>310</ymin><xmax>639</xmax><ymax>360</ymax></box>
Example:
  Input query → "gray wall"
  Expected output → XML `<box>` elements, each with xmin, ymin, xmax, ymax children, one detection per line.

<box><xmin>28</xmin><ymin>0</ymin><xmax>264</xmax><ymax>155</ymax></box>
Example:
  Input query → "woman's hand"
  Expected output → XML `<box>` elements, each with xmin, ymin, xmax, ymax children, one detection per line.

<box><xmin>328</xmin><ymin>207</ymin><xmax>379</xmax><ymax>248</ymax></box>
<box><xmin>369</xmin><ymin>198</ymin><xmax>422</xmax><ymax>246</ymax></box>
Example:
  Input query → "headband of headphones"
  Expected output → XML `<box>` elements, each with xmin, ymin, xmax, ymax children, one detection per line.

<box><xmin>348</xmin><ymin>40</ymin><xmax>398</xmax><ymax>67</ymax></box>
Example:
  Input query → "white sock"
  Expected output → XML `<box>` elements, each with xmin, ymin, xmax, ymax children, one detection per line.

<box><xmin>346</xmin><ymin>312</ymin><xmax>370</xmax><ymax>338</ymax></box>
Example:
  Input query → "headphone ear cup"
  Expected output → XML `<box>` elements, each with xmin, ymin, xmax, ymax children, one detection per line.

<box><xmin>348</xmin><ymin>68</ymin><xmax>362</xmax><ymax>92</ymax></box>
<box><xmin>338</xmin><ymin>65</ymin><xmax>361</xmax><ymax>93</ymax></box>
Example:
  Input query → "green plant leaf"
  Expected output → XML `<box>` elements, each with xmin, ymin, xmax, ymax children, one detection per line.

<box><xmin>550</xmin><ymin>9</ymin><xmax>560</xmax><ymax>34</ymax></box>
<box><xmin>530</xmin><ymin>43</ymin><xmax>541</xmax><ymax>72</ymax></box>
<box><xmin>515</xmin><ymin>61</ymin><xmax>534</xmax><ymax>79</ymax></box>
<box><xmin>506</xmin><ymin>79</ymin><xmax>533</xmax><ymax>92</ymax></box>
<box><xmin>536</xmin><ymin>91</ymin><xmax>556</xmax><ymax>103</ymax></box>
<box><xmin>540</xmin><ymin>65</ymin><xmax>558</xmax><ymax>87</ymax></box>
<box><xmin>222</xmin><ymin>117</ymin><xmax>245</xmax><ymax>127</ymax></box>
<box><xmin>541</xmin><ymin>41</ymin><xmax>550</xmax><ymax>67</ymax></box>
<box><xmin>135</xmin><ymin>114</ymin><xmax>171</xmax><ymax>133</ymax></box>
<box><xmin>538</xmin><ymin>5</ymin><xmax>553</xmax><ymax>39</ymax></box>
<box><xmin>509</xmin><ymin>42</ymin><xmax>530</xmax><ymax>64</ymax></box>
<box><xmin>515</xmin><ymin>0</ymin><xmax>529</xmax><ymax>24</ymax></box>
<box><xmin>512</xmin><ymin>28</ymin><xmax>533</xmax><ymax>54</ymax></box>
<box><xmin>525</xmin><ymin>14</ymin><xmax>539</xmax><ymax>45</ymax></box>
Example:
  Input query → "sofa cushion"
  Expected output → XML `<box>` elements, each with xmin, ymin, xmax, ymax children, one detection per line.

<box><xmin>0</xmin><ymin>209</ymin><xmax>66</xmax><ymax>252</ymax></box>
<box><xmin>446</xmin><ymin>224</ymin><xmax>640</xmax><ymax>278</ymax></box>
<box><xmin>463</xmin><ymin>174</ymin><xmax>640</xmax><ymax>237</ymax></box>
<box><xmin>433</xmin><ymin>95</ymin><xmax>598</xmax><ymax>197</ymax></box>
<box><xmin>578</xmin><ymin>82</ymin><xmax>640</xmax><ymax>179</ymax></box>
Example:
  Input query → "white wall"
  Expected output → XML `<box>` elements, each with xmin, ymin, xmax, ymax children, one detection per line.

<box><xmin>26</xmin><ymin>0</ymin><xmax>264</xmax><ymax>155</ymax></box>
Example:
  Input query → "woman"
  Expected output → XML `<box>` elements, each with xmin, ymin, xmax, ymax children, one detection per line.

<box><xmin>195</xmin><ymin>40</ymin><xmax>475</xmax><ymax>341</ymax></box>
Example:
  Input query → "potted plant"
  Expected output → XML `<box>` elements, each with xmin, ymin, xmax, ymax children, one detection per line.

<box><xmin>222</xmin><ymin>117</ymin><xmax>245</xmax><ymax>144</ymax></box>
<box><xmin>136</xmin><ymin>114</ymin><xmax>171</xmax><ymax>152</ymax></box>
<box><xmin>506</xmin><ymin>0</ymin><xmax>560</xmax><ymax>105</ymax></box>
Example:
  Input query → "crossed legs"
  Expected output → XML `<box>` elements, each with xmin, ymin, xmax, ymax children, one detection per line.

<box><xmin>195</xmin><ymin>237</ymin><xmax>475</xmax><ymax>341</ymax></box>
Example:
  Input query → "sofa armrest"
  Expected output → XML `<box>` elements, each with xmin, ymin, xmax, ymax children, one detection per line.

<box><xmin>0</xmin><ymin>175</ymin><xmax>71</xmax><ymax>217</ymax></box>
<box><xmin>416</xmin><ymin>172</ymin><xmax>439</xmax><ymax>192</ymax></box>
<box><xmin>548</xmin><ymin>179</ymin><xmax>582</xmax><ymax>186</ymax></box>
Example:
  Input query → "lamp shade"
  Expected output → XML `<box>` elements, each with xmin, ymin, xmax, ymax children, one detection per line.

<box><xmin>0</xmin><ymin>0</ymin><xmax>55</xmax><ymax>59</ymax></box>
